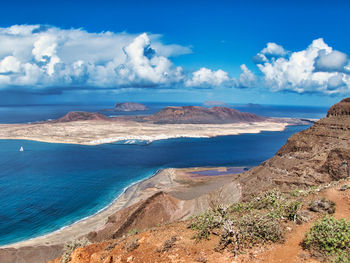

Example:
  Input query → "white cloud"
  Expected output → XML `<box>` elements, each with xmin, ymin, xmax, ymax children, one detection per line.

<box><xmin>255</xmin><ymin>38</ymin><xmax>350</xmax><ymax>94</ymax></box>
<box><xmin>0</xmin><ymin>25</ymin><xmax>192</xmax><ymax>90</ymax></box>
<box><xmin>235</xmin><ymin>64</ymin><xmax>257</xmax><ymax>88</ymax></box>
<box><xmin>254</xmin><ymin>42</ymin><xmax>287</xmax><ymax>63</ymax></box>
<box><xmin>185</xmin><ymin>67</ymin><xmax>231</xmax><ymax>88</ymax></box>
<box><xmin>261</xmin><ymin>42</ymin><xmax>287</xmax><ymax>56</ymax></box>
<box><xmin>314</xmin><ymin>50</ymin><xmax>348</xmax><ymax>72</ymax></box>
<box><xmin>0</xmin><ymin>56</ymin><xmax>21</xmax><ymax>73</ymax></box>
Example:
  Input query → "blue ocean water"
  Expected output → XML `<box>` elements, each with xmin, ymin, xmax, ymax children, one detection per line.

<box><xmin>0</xmin><ymin>103</ymin><xmax>328</xmax><ymax>245</ymax></box>
<box><xmin>0</xmin><ymin>102</ymin><xmax>328</xmax><ymax>124</ymax></box>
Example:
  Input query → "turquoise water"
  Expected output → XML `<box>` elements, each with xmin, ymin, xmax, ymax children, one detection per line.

<box><xmin>0</xmin><ymin>125</ymin><xmax>309</xmax><ymax>245</ymax></box>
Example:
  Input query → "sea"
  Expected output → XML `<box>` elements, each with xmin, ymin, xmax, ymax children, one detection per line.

<box><xmin>0</xmin><ymin>103</ymin><xmax>328</xmax><ymax>245</ymax></box>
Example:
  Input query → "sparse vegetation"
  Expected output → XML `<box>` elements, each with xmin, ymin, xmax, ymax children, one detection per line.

<box><xmin>60</xmin><ymin>238</ymin><xmax>91</xmax><ymax>263</ymax></box>
<box><xmin>303</xmin><ymin>216</ymin><xmax>350</xmax><ymax>262</ymax></box>
<box><xmin>156</xmin><ymin>236</ymin><xmax>177</xmax><ymax>252</ymax></box>
<box><xmin>124</xmin><ymin>238</ymin><xmax>139</xmax><ymax>252</ymax></box>
<box><xmin>190</xmin><ymin>190</ymin><xmax>303</xmax><ymax>254</ymax></box>
<box><xmin>309</xmin><ymin>198</ymin><xmax>336</xmax><ymax>214</ymax></box>
<box><xmin>127</xmin><ymin>228</ymin><xmax>139</xmax><ymax>236</ymax></box>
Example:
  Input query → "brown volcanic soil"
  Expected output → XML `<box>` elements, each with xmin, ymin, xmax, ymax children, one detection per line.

<box><xmin>53</xmin><ymin>112</ymin><xmax>109</xmax><ymax>123</ymax></box>
<box><xmin>47</xmin><ymin>179</ymin><xmax>350</xmax><ymax>263</ymax></box>
<box><xmin>146</xmin><ymin>106</ymin><xmax>266</xmax><ymax>124</ymax></box>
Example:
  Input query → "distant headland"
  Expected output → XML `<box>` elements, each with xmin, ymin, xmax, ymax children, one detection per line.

<box><xmin>0</xmin><ymin>105</ymin><xmax>313</xmax><ymax>145</ymax></box>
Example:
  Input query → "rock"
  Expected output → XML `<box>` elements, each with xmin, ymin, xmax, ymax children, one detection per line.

<box><xmin>339</xmin><ymin>184</ymin><xmax>350</xmax><ymax>191</ymax></box>
<box><xmin>114</xmin><ymin>102</ymin><xmax>147</xmax><ymax>111</ymax></box>
<box><xmin>126</xmin><ymin>255</ymin><xmax>134</xmax><ymax>262</ymax></box>
<box><xmin>327</xmin><ymin>97</ymin><xmax>350</xmax><ymax>117</ymax></box>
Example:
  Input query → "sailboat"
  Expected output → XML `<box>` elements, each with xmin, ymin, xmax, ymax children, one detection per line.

<box><xmin>19</xmin><ymin>146</ymin><xmax>24</xmax><ymax>152</ymax></box>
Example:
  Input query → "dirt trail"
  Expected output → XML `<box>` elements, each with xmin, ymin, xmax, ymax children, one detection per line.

<box><xmin>254</xmin><ymin>184</ymin><xmax>350</xmax><ymax>263</ymax></box>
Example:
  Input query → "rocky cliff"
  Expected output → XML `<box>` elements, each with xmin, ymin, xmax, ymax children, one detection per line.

<box><xmin>237</xmin><ymin>97</ymin><xmax>350</xmax><ymax>199</ymax></box>
<box><xmin>148</xmin><ymin>106</ymin><xmax>266</xmax><ymax>124</ymax></box>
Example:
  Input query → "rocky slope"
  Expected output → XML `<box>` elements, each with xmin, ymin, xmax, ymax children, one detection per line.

<box><xmin>237</xmin><ymin>97</ymin><xmax>350</xmax><ymax>200</ymax></box>
<box><xmin>47</xmin><ymin>178</ymin><xmax>350</xmax><ymax>263</ymax></box>
<box><xmin>147</xmin><ymin>106</ymin><xmax>266</xmax><ymax>124</ymax></box>
<box><xmin>114</xmin><ymin>103</ymin><xmax>147</xmax><ymax>111</ymax></box>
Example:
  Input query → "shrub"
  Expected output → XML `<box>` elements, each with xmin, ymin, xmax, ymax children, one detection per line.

<box><xmin>217</xmin><ymin>211</ymin><xmax>284</xmax><ymax>254</ymax></box>
<box><xmin>60</xmin><ymin>238</ymin><xmax>91</xmax><ymax>263</ymax></box>
<box><xmin>309</xmin><ymin>198</ymin><xmax>336</xmax><ymax>214</ymax></box>
<box><xmin>189</xmin><ymin>205</ymin><xmax>228</xmax><ymax>240</ymax></box>
<box><xmin>303</xmin><ymin>216</ymin><xmax>350</xmax><ymax>262</ymax></box>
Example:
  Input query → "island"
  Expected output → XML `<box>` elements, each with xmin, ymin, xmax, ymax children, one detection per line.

<box><xmin>0</xmin><ymin>106</ymin><xmax>312</xmax><ymax>145</ymax></box>
<box><xmin>114</xmin><ymin>102</ymin><xmax>148</xmax><ymax>111</ymax></box>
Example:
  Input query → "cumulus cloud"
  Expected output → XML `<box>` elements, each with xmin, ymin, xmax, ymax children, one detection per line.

<box><xmin>0</xmin><ymin>25</ymin><xmax>194</xmax><ymax>90</ymax></box>
<box><xmin>185</xmin><ymin>67</ymin><xmax>231</xmax><ymax>88</ymax></box>
<box><xmin>253</xmin><ymin>42</ymin><xmax>287</xmax><ymax>63</ymax></box>
<box><xmin>235</xmin><ymin>64</ymin><xmax>257</xmax><ymax>88</ymax></box>
<box><xmin>261</xmin><ymin>42</ymin><xmax>287</xmax><ymax>56</ymax></box>
<box><xmin>314</xmin><ymin>50</ymin><xmax>348</xmax><ymax>72</ymax></box>
<box><xmin>255</xmin><ymin>38</ymin><xmax>350</xmax><ymax>94</ymax></box>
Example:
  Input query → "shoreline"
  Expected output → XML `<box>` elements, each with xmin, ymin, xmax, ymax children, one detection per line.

<box><xmin>1</xmin><ymin>165</ymin><xmax>246</xmax><ymax>249</ymax></box>
<box><xmin>0</xmin><ymin>123</ymin><xmax>310</xmax><ymax>248</ymax></box>
<box><xmin>0</xmin><ymin>167</ymin><xmax>164</xmax><ymax>248</ymax></box>
<box><xmin>0</xmin><ymin>121</ymin><xmax>312</xmax><ymax>249</ymax></box>
<box><xmin>0</xmin><ymin>120</ymin><xmax>296</xmax><ymax>146</ymax></box>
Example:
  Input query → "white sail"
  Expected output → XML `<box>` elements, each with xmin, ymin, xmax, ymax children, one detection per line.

<box><xmin>20</xmin><ymin>146</ymin><xmax>24</xmax><ymax>152</ymax></box>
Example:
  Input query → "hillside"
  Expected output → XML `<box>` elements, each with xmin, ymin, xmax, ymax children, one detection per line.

<box><xmin>147</xmin><ymin>106</ymin><xmax>266</xmax><ymax>124</ymax></box>
<box><xmin>47</xmin><ymin>179</ymin><xmax>350</xmax><ymax>263</ymax></box>
<box><xmin>53</xmin><ymin>112</ymin><xmax>109</xmax><ymax>123</ymax></box>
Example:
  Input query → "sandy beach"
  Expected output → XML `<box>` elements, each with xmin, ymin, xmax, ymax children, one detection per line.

<box><xmin>1</xmin><ymin>166</ymin><xmax>243</xmax><ymax>249</ymax></box>
<box><xmin>0</xmin><ymin>119</ymin><xmax>291</xmax><ymax>145</ymax></box>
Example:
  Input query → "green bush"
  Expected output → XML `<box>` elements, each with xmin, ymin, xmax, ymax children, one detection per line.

<box><xmin>189</xmin><ymin>205</ymin><xmax>228</xmax><ymax>240</ymax></box>
<box><xmin>191</xmin><ymin>190</ymin><xmax>297</xmax><ymax>254</ymax></box>
<box><xmin>303</xmin><ymin>216</ymin><xmax>350</xmax><ymax>262</ymax></box>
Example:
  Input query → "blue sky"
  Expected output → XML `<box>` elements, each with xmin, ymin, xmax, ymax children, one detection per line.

<box><xmin>0</xmin><ymin>0</ymin><xmax>350</xmax><ymax>106</ymax></box>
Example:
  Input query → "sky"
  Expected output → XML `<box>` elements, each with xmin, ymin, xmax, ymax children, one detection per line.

<box><xmin>0</xmin><ymin>0</ymin><xmax>350</xmax><ymax>106</ymax></box>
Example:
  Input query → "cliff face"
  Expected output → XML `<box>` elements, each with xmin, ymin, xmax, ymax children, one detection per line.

<box><xmin>149</xmin><ymin>106</ymin><xmax>266</xmax><ymax>124</ymax></box>
<box><xmin>238</xmin><ymin>98</ymin><xmax>350</xmax><ymax>199</ymax></box>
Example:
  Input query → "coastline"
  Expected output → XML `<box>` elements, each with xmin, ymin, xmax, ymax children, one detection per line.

<box><xmin>1</xmin><ymin>165</ymin><xmax>245</xmax><ymax>249</ymax></box>
<box><xmin>0</xmin><ymin>120</ymin><xmax>293</xmax><ymax>145</ymax></box>
<box><xmin>0</xmin><ymin>120</ymin><xmax>312</xmax><ymax>249</ymax></box>
<box><xmin>0</xmin><ymin>168</ymin><xmax>165</xmax><ymax>248</ymax></box>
